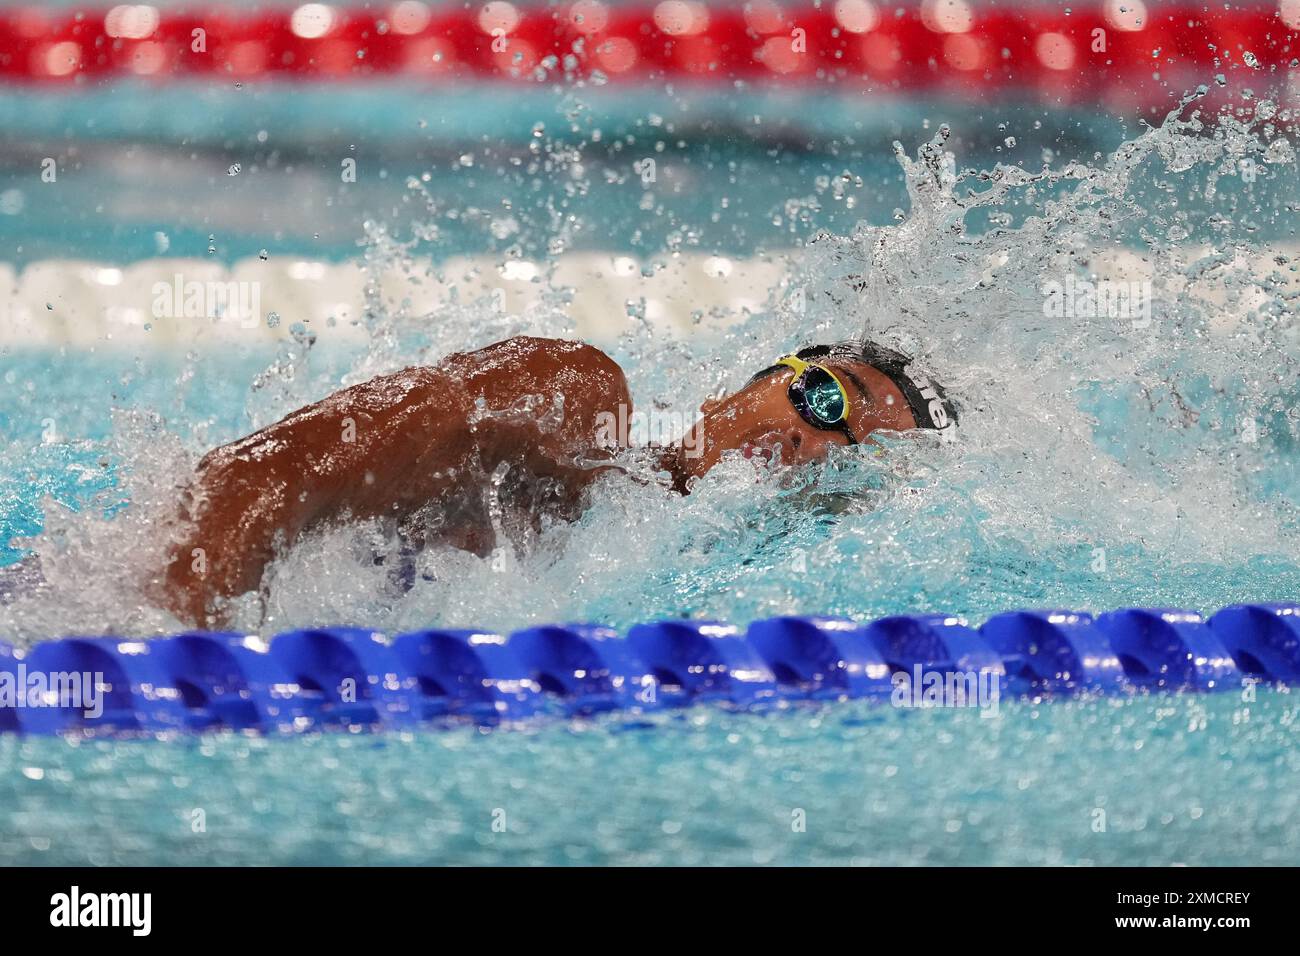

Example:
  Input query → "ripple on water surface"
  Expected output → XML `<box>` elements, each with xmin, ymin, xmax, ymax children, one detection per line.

<box><xmin>0</xmin><ymin>688</ymin><xmax>1295</xmax><ymax>865</ymax></box>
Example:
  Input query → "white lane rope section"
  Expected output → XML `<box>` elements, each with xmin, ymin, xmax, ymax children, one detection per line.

<box><xmin>0</xmin><ymin>246</ymin><xmax>1291</xmax><ymax>347</ymax></box>
<box><xmin>0</xmin><ymin>253</ymin><xmax>790</xmax><ymax>348</ymax></box>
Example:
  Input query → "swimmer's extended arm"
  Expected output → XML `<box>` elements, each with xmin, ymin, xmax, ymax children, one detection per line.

<box><xmin>157</xmin><ymin>336</ymin><xmax>631</xmax><ymax>628</ymax></box>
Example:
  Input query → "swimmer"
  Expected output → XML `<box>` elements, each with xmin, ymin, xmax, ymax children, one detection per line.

<box><xmin>154</xmin><ymin>335</ymin><xmax>955</xmax><ymax>627</ymax></box>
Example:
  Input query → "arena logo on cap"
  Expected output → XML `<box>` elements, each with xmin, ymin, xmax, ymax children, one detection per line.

<box><xmin>907</xmin><ymin>370</ymin><xmax>954</xmax><ymax>436</ymax></box>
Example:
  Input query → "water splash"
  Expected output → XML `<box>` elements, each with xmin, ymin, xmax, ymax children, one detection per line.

<box><xmin>2</xmin><ymin>92</ymin><xmax>1298</xmax><ymax>644</ymax></box>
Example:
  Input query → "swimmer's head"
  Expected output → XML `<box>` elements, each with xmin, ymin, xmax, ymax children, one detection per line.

<box><xmin>667</xmin><ymin>341</ymin><xmax>956</xmax><ymax>489</ymax></box>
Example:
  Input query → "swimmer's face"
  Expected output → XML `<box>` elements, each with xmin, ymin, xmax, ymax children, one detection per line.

<box><xmin>670</xmin><ymin>358</ymin><xmax>918</xmax><ymax>485</ymax></box>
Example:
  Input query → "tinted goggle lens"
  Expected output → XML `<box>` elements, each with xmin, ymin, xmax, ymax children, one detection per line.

<box><xmin>764</xmin><ymin>354</ymin><xmax>856</xmax><ymax>441</ymax></box>
<box><xmin>797</xmin><ymin>365</ymin><xmax>847</xmax><ymax>427</ymax></box>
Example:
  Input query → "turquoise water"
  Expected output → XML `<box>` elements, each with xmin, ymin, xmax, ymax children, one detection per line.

<box><xmin>3</xmin><ymin>70</ymin><xmax>1300</xmax><ymax>864</ymax></box>
<box><xmin>1</xmin><ymin>79</ymin><xmax>1289</xmax><ymax>266</ymax></box>
<box><xmin>5</xmin><ymin>349</ymin><xmax>1300</xmax><ymax>631</ymax></box>
<box><xmin>0</xmin><ymin>85</ymin><xmax>1136</xmax><ymax>266</ymax></box>
<box><xmin>1</xmin><ymin>689</ymin><xmax>1296</xmax><ymax>865</ymax></box>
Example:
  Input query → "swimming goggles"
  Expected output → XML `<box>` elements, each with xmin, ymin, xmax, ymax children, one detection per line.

<box><xmin>775</xmin><ymin>355</ymin><xmax>857</xmax><ymax>443</ymax></box>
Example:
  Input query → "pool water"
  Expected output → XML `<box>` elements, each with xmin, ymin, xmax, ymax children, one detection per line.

<box><xmin>1</xmin><ymin>688</ymin><xmax>1296</xmax><ymax>866</ymax></box>
<box><xmin>0</xmin><ymin>85</ymin><xmax>1159</xmax><ymax>266</ymax></box>
<box><xmin>2</xmin><ymin>69</ymin><xmax>1300</xmax><ymax>864</ymax></box>
<box><xmin>5</xmin><ymin>91</ymin><xmax>1300</xmax><ymax>640</ymax></box>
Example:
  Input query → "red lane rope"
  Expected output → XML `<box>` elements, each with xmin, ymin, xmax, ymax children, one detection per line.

<box><xmin>0</xmin><ymin>1</ymin><xmax>1295</xmax><ymax>102</ymax></box>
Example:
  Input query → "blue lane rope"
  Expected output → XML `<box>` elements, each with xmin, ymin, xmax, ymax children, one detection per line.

<box><xmin>0</xmin><ymin>604</ymin><xmax>1296</xmax><ymax>735</ymax></box>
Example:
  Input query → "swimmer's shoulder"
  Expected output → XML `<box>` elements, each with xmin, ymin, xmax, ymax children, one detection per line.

<box><xmin>458</xmin><ymin>335</ymin><xmax>620</xmax><ymax>370</ymax></box>
<box><xmin>451</xmin><ymin>336</ymin><xmax>629</xmax><ymax>404</ymax></box>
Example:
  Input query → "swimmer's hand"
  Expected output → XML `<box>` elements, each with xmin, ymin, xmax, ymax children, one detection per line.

<box><xmin>154</xmin><ymin>336</ymin><xmax>631</xmax><ymax>628</ymax></box>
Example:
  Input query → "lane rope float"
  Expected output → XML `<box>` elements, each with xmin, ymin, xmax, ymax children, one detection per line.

<box><xmin>0</xmin><ymin>603</ymin><xmax>1295</xmax><ymax>734</ymax></box>
<box><xmin>0</xmin><ymin>1</ymin><xmax>1294</xmax><ymax>111</ymax></box>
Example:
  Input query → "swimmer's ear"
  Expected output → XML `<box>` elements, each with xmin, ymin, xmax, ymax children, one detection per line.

<box><xmin>700</xmin><ymin>395</ymin><xmax>724</xmax><ymax>415</ymax></box>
